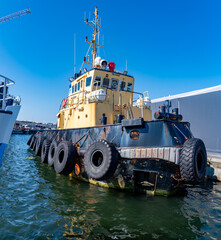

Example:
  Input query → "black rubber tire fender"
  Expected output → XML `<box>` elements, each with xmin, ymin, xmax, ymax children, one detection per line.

<box><xmin>180</xmin><ymin>138</ymin><xmax>207</xmax><ymax>183</ymax></box>
<box><xmin>35</xmin><ymin>134</ymin><xmax>45</xmax><ymax>156</ymax></box>
<box><xmin>41</xmin><ymin>139</ymin><xmax>51</xmax><ymax>164</ymax></box>
<box><xmin>27</xmin><ymin>134</ymin><xmax>34</xmax><ymax>146</ymax></box>
<box><xmin>84</xmin><ymin>139</ymin><xmax>119</xmax><ymax>181</ymax></box>
<box><xmin>30</xmin><ymin>134</ymin><xmax>36</xmax><ymax>150</ymax></box>
<box><xmin>54</xmin><ymin>140</ymin><xmax>77</xmax><ymax>175</ymax></box>
<box><xmin>48</xmin><ymin>140</ymin><xmax>58</xmax><ymax>167</ymax></box>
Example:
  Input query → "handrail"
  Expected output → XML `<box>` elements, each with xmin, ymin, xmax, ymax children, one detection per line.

<box><xmin>59</xmin><ymin>88</ymin><xmax>147</xmax><ymax>119</ymax></box>
<box><xmin>0</xmin><ymin>75</ymin><xmax>16</xmax><ymax>110</ymax></box>
<box><xmin>0</xmin><ymin>75</ymin><xmax>15</xmax><ymax>85</ymax></box>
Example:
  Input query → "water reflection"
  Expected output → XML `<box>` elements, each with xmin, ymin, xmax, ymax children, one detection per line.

<box><xmin>0</xmin><ymin>135</ymin><xmax>221</xmax><ymax>239</ymax></box>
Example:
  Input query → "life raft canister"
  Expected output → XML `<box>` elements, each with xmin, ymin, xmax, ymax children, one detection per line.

<box><xmin>62</xmin><ymin>98</ymin><xmax>67</xmax><ymax>108</ymax></box>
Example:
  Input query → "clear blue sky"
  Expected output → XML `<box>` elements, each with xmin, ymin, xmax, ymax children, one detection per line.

<box><xmin>1</xmin><ymin>0</ymin><xmax>221</xmax><ymax>123</ymax></box>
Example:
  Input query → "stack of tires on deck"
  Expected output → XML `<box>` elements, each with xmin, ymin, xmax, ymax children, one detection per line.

<box><xmin>27</xmin><ymin>133</ymin><xmax>119</xmax><ymax>180</ymax></box>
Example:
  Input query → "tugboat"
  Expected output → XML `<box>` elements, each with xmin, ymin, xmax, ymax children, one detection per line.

<box><xmin>28</xmin><ymin>7</ymin><xmax>207</xmax><ymax>196</ymax></box>
<box><xmin>0</xmin><ymin>75</ymin><xmax>21</xmax><ymax>165</ymax></box>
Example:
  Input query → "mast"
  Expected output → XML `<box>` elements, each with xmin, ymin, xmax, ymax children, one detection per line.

<box><xmin>92</xmin><ymin>7</ymin><xmax>98</xmax><ymax>66</ymax></box>
<box><xmin>81</xmin><ymin>7</ymin><xmax>103</xmax><ymax>69</ymax></box>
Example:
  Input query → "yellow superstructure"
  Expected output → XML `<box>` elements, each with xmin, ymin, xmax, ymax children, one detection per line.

<box><xmin>57</xmin><ymin>7</ymin><xmax>152</xmax><ymax>129</ymax></box>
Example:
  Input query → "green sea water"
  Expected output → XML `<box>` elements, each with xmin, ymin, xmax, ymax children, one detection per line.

<box><xmin>0</xmin><ymin>134</ymin><xmax>221</xmax><ymax>239</ymax></box>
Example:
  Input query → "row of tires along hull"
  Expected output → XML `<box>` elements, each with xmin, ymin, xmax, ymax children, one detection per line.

<box><xmin>27</xmin><ymin>133</ymin><xmax>207</xmax><ymax>195</ymax></box>
<box><xmin>28</xmin><ymin>133</ymin><xmax>119</xmax><ymax>179</ymax></box>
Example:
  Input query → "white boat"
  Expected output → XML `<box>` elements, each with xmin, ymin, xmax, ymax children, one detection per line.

<box><xmin>0</xmin><ymin>75</ymin><xmax>21</xmax><ymax>165</ymax></box>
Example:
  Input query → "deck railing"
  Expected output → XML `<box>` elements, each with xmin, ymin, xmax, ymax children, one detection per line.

<box><xmin>59</xmin><ymin>88</ymin><xmax>149</xmax><ymax>120</ymax></box>
<box><xmin>0</xmin><ymin>75</ymin><xmax>17</xmax><ymax>110</ymax></box>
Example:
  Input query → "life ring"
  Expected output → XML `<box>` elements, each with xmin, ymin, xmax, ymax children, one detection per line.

<box><xmin>54</xmin><ymin>140</ymin><xmax>77</xmax><ymax>175</ymax></box>
<box><xmin>180</xmin><ymin>138</ymin><xmax>207</xmax><ymax>183</ymax></box>
<box><xmin>84</xmin><ymin>139</ymin><xmax>118</xmax><ymax>180</ymax></box>
<box><xmin>62</xmin><ymin>98</ymin><xmax>67</xmax><ymax>108</ymax></box>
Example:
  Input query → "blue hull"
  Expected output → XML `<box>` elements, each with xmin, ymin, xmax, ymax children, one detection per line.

<box><xmin>0</xmin><ymin>143</ymin><xmax>7</xmax><ymax>166</ymax></box>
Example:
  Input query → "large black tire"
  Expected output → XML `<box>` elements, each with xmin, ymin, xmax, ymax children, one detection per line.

<box><xmin>35</xmin><ymin>134</ymin><xmax>45</xmax><ymax>156</ymax></box>
<box><xmin>48</xmin><ymin>140</ymin><xmax>58</xmax><ymax>167</ymax></box>
<box><xmin>41</xmin><ymin>139</ymin><xmax>51</xmax><ymax>163</ymax></box>
<box><xmin>180</xmin><ymin>138</ymin><xmax>207</xmax><ymax>183</ymax></box>
<box><xmin>54</xmin><ymin>140</ymin><xmax>77</xmax><ymax>175</ymax></box>
<box><xmin>84</xmin><ymin>140</ymin><xmax>119</xmax><ymax>181</ymax></box>
<box><xmin>30</xmin><ymin>135</ymin><xmax>36</xmax><ymax>150</ymax></box>
<box><xmin>27</xmin><ymin>134</ymin><xmax>34</xmax><ymax>146</ymax></box>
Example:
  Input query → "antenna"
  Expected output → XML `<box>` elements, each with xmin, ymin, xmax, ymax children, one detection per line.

<box><xmin>98</xmin><ymin>16</ymin><xmax>102</xmax><ymax>57</ymax></box>
<box><xmin>84</xmin><ymin>11</ymin><xmax>86</xmax><ymax>21</ymax></box>
<box><xmin>74</xmin><ymin>33</ymin><xmax>76</xmax><ymax>74</ymax></box>
<box><xmin>102</xmin><ymin>35</ymin><xmax>106</xmax><ymax>59</ymax></box>
<box><xmin>81</xmin><ymin>7</ymin><xmax>103</xmax><ymax>70</ymax></box>
<box><xmin>98</xmin><ymin>22</ymin><xmax>100</xmax><ymax>56</ymax></box>
<box><xmin>102</xmin><ymin>35</ymin><xmax>104</xmax><ymax>46</ymax></box>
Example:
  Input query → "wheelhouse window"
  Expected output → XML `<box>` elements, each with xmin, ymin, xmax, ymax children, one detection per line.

<box><xmin>74</xmin><ymin>83</ymin><xmax>77</xmax><ymax>92</ymax></box>
<box><xmin>72</xmin><ymin>85</ymin><xmax>75</xmax><ymax>93</ymax></box>
<box><xmin>102</xmin><ymin>78</ymin><xmax>110</xmax><ymax>88</ymax></box>
<box><xmin>127</xmin><ymin>82</ymin><xmax>133</xmax><ymax>92</ymax></box>
<box><xmin>86</xmin><ymin>77</ymin><xmax>92</xmax><ymax>87</ymax></box>
<box><xmin>78</xmin><ymin>81</ymin><xmax>80</xmax><ymax>91</ymax></box>
<box><xmin>93</xmin><ymin>76</ymin><xmax>101</xmax><ymax>87</ymax></box>
<box><xmin>119</xmin><ymin>81</ymin><xmax>126</xmax><ymax>91</ymax></box>
<box><xmin>111</xmin><ymin>78</ymin><xmax>119</xmax><ymax>90</ymax></box>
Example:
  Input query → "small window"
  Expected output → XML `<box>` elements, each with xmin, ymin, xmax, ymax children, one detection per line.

<box><xmin>102</xmin><ymin>78</ymin><xmax>110</xmax><ymax>88</ymax></box>
<box><xmin>94</xmin><ymin>76</ymin><xmax>101</xmax><ymax>87</ymax></box>
<box><xmin>86</xmin><ymin>77</ymin><xmax>92</xmax><ymax>87</ymax></box>
<box><xmin>111</xmin><ymin>78</ymin><xmax>119</xmax><ymax>90</ymax></box>
<box><xmin>127</xmin><ymin>82</ymin><xmax>133</xmax><ymax>92</ymax></box>
<box><xmin>74</xmin><ymin>83</ymin><xmax>77</xmax><ymax>92</ymax></box>
<box><xmin>119</xmin><ymin>81</ymin><xmax>126</xmax><ymax>91</ymax></box>
<box><xmin>78</xmin><ymin>81</ymin><xmax>80</xmax><ymax>91</ymax></box>
<box><xmin>72</xmin><ymin>86</ymin><xmax>75</xmax><ymax>93</ymax></box>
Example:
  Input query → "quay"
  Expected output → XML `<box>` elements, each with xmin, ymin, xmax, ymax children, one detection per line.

<box><xmin>13</xmin><ymin>120</ymin><xmax>56</xmax><ymax>134</ymax></box>
<box><xmin>207</xmin><ymin>153</ymin><xmax>221</xmax><ymax>181</ymax></box>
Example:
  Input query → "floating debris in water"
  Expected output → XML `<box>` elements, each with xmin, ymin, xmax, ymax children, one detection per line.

<box><xmin>26</xmin><ymin>156</ymin><xmax>36</xmax><ymax>159</ymax></box>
